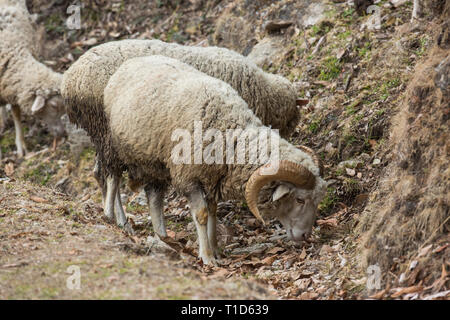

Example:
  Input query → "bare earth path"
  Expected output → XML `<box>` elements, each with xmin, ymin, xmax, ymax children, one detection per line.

<box><xmin>0</xmin><ymin>181</ymin><xmax>272</xmax><ymax>299</ymax></box>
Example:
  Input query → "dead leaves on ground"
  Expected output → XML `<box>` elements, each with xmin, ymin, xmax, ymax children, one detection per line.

<box><xmin>4</xmin><ymin>162</ymin><xmax>14</xmax><ymax>177</ymax></box>
<box><xmin>30</xmin><ymin>195</ymin><xmax>50</xmax><ymax>204</ymax></box>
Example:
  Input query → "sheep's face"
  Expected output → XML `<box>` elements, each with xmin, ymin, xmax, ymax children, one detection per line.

<box><xmin>260</xmin><ymin>183</ymin><xmax>324</xmax><ymax>242</ymax></box>
<box><xmin>31</xmin><ymin>94</ymin><xmax>66</xmax><ymax>137</ymax></box>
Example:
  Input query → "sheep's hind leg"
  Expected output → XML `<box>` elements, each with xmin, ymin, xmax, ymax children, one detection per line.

<box><xmin>114</xmin><ymin>184</ymin><xmax>134</xmax><ymax>234</ymax></box>
<box><xmin>11</xmin><ymin>105</ymin><xmax>27</xmax><ymax>157</ymax></box>
<box><xmin>145</xmin><ymin>184</ymin><xmax>167</xmax><ymax>238</ymax></box>
<box><xmin>93</xmin><ymin>156</ymin><xmax>106</xmax><ymax>205</ymax></box>
<box><xmin>188</xmin><ymin>189</ymin><xmax>217</xmax><ymax>266</ymax></box>
<box><xmin>207</xmin><ymin>201</ymin><xmax>221</xmax><ymax>259</ymax></box>
<box><xmin>104</xmin><ymin>175</ymin><xmax>118</xmax><ymax>222</ymax></box>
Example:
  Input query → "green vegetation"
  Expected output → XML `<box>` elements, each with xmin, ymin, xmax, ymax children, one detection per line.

<box><xmin>319</xmin><ymin>57</ymin><xmax>342</xmax><ymax>81</ymax></box>
<box><xmin>23</xmin><ymin>164</ymin><xmax>53</xmax><ymax>186</ymax></box>
<box><xmin>319</xmin><ymin>187</ymin><xmax>338</xmax><ymax>214</ymax></box>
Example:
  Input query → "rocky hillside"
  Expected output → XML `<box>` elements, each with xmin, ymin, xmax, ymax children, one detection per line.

<box><xmin>0</xmin><ymin>0</ymin><xmax>448</xmax><ymax>299</ymax></box>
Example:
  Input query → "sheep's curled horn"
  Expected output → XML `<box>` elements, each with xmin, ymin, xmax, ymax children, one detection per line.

<box><xmin>297</xmin><ymin>145</ymin><xmax>324</xmax><ymax>177</ymax></box>
<box><xmin>245</xmin><ymin>160</ymin><xmax>316</xmax><ymax>224</ymax></box>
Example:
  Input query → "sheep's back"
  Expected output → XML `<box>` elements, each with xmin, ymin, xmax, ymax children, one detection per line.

<box><xmin>0</xmin><ymin>1</ymin><xmax>39</xmax><ymax>56</ymax></box>
<box><xmin>105</xmin><ymin>56</ymin><xmax>261</xmax><ymax>193</ymax></box>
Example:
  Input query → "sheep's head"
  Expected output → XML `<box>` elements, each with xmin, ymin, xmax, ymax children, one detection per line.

<box><xmin>245</xmin><ymin>157</ymin><xmax>326</xmax><ymax>243</ymax></box>
<box><xmin>31</xmin><ymin>89</ymin><xmax>66</xmax><ymax>138</ymax></box>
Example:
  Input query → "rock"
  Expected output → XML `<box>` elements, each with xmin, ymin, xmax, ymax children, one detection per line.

<box><xmin>263</xmin><ymin>20</ymin><xmax>293</xmax><ymax>33</ymax></box>
<box><xmin>130</xmin><ymin>190</ymin><xmax>147</xmax><ymax>206</ymax></box>
<box><xmin>301</xmin><ymin>2</ymin><xmax>326</xmax><ymax>27</ymax></box>
<box><xmin>61</xmin><ymin>114</ymin><xmax>92</xmax><ymax>158</ymax></box>
<box><xmin>338</xmin><ymin>159</ymin><xmax>363</xmax><ymax>169</ymax></box>
<box><xmin>359</xmin><ymin>153</ymin><xmax>371</xmax><ymax>162</ymax></box>
<box><xmin>390</xmin><ymin>0</ymin><xmax>409</xmax><ymax>8</ymax></box>
<box><xmin>319</xmin><ymin>244</ymin><xmax>333</xmax><ymax>256</ymax></box>
<box><xmin>325</xmin><ymin>142</ymin><xmax>336</xmax><ymax>154</ymax></box>
<box><xmin>409</xmin><ymin>260</ymin><xmax>418</xmax><ymax>270</ymax></box>
<box><xmin>373</xmin><ymin>158</ymin><xmax>381</xmax><ymax>165</ymax></box>
<box><xmin>231</xmin><ymin>243</ymin><xmax>274</xmax><ymax>256</ymax></box>
<box><xmin>354</xmin><ymin>0</ymin><xmax>374</xmax><ymax>16</ymax></box>
<box><xmin>120</xmin><ymin>193</ymin><xmax>128</xmax><ymax>204</ymax></box>
<box><xmin>434</xmin><ymin>55</ymin><xmax>450</xmax><ymax>93</ymax></box>
<box><xmin>146</xmin><ymin>235</ymin><xmax>179</xmax><ymax>257</ymax></box>
<box><xmin>247</xmin><ymin>37</ymin><xmax>287</xmax><ymax>68</ymax></box>
<box><xmin>55</xmin><ymin>177</ymin><xmax>70</xmax><ymax>192</ymax></box>
<box><xmin>345</xmin><ymin>168</ymin><xmax>356</xmax><ymax>176</ymax></box>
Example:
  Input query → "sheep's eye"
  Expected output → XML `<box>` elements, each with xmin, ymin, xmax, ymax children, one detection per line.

<box><xmin>296</xmin><ymin>198</ymin><xmax>305</xmax><ymax>204</ymax></box>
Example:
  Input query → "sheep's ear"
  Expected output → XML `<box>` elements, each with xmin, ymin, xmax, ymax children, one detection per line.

<box><xmin>272</xmin><ymin>184</ymin><xmax>290</xmax><ymax>202</ymax></box>
<box><xmin>31</xmin><ymin>96</ymin><xmax>46</xmax><ymax>114</ymax></box>
<box><xmin>296</xmin><ymin>99</ymin><xmax>309</xmax><ymax>106</ymax></box>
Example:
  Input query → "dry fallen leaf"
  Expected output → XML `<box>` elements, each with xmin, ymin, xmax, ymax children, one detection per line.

<box><xmin>294</xmin><ymin>278</ymin><xmax>311</xmax><ymax>290</ymax></box>
<box><xmin>266</xmin><ymin>246</ymin><xmax>285</xmax><ymax>255</ymax></box>
<box><xmin>369</xmin><ymin>289</ymin><xmax>387</xmax><ymax>299</ymax></box>
<box><xmin>299</xmin><ymin>292</ymin><xmax>318</xmax><ymax>300</ymax></box>
<box><xmin>5</xmin><ymin>162</ymin><xmax>14</xmax><ymax>176</ymax></box>
<box><xmin>433</xmin><ymin>244</ymin><xmax>448</xmax><ymax>254</ymax></box>
<box><xmin>208</xmin><ymin>268</ymin><xmax>229</xmax><ymax>279</ymax></box>
<box><xmin>30</xmin><ymin>196</ymin><xmax>49</xmax><ymax>203</ymax></box>
<box><xmin>317</xmin><ymin>218</ymin><xmax>338</xmax><ymax>228</ymax></box>
<box><xmin>417</xmin><ymin>244</ymin><xmax>433</xmax><ymax>257</ymax></box>
<box><xmin>391</xmin><ymin>285</ymin><xmax>423</xmax><ymax>298</ymax></box>
<box><xmin>261</xmin><ymin>255</ymin><xmax>277</xmax><ymax>266</ymax></box>
<box><xmin>166</xmin><ymin>230</ymin><xmax>176</xmax><ymax>238</ymax></box>
<box><xmin>299</xmin><ymin>247</ymin><xmax>307</xmax><ymax>260</ymax></box>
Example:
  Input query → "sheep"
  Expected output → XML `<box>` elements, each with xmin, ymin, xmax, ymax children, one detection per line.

<box><xmin>62</xmin><ymin>39</ymin><xmax>310</xmax><ymax>229</ymax></box>
<box><xmin>0</xmin><ymin>0</ymin><xmax>65</xmax><ymax>157</ymax></box>
<box><xmin>412</xmin><ymin>0</ymin><xmax>420</xmax><ymax>22</ymax></box>
<box><xmin>102</xmin><ymin>56</ymin><xmax>327</xmax><ymax>265</ymax></box>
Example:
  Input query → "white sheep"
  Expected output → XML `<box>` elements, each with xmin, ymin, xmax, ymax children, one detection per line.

<box><xmin>0</xmin><ymin>0</ymin><xmax>65</xmax><ymax>157</ymax></box>
<box><xmin>103</xmin><ymin>56</ymin><xmax>326</xmax><ymax>265</ymax></box>
<box><xmin>62</xmin><ymin>39</ymin><xmax>310</xmax><ymax>229</ymax></box>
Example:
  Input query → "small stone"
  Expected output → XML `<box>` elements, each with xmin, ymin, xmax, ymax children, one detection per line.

<box><xmin>346</xmin><ymin>168</ymin><xmax>356</xmax><ymax>176</ymax></box>
<box><xmin>338</xmin><ymin>159</ymin><xmax>363</xmax><ymax>169</ymax></box>
<box><xmin>263</xmin><ymin>20</ymin><xmax>293</xmax><ymax>33</ymax></box>
<box><xmin>409</xmin><ymin>260</ymin><xmax>418</xmax><ymax>271</ymax></box>
<box><xmin>373</xmin><ymin>158</ymin><xmax>381</xmax><ymax>165</ymax></box>
<box><xmin>319</xmin><ymin>244</ymin><xmax>333</xmax><ymax>256</ymax></box>
<box><xmin>390</xmin><ymin>0</ymin><xmax>409</xmax><ymax>8</ymax></box>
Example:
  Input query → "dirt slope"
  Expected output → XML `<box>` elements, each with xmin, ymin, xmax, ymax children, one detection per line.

<box><xmin>0</xmin><ymin>180</ymin><xmax>272</xmax><ymax>299</ymax></box>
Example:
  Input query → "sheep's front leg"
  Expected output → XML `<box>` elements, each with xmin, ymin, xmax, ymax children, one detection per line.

<box><xmin>104</xmin><ymin>175</ymin><xmax>119</xmax><ymax>222</ymax></box>
<box><xmin>189</xmin><ymin>190</ymin><xmax>217</xmax><ymax>266</ymax></box>
<box><xmin>11</xmin><ymin>105</ymin><xmax>27</xmax><ymax>157</ymax></box>
<box><xmin>145</xmin><ymin>184</ymin><xmax>167</xmax><ymax>238</ymax></box>
<box><xmin>0</xmin><ymin>105</ymin><xmax>7</xmax><ymax>133</ymax></box>
<box><xmin>207</xmin><ymin>201</ymin><xmax>220</xmax><ymax>258</ymax></box>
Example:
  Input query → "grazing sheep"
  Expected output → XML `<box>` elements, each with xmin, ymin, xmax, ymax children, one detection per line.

<box><xmin>62</xmin><ymin>39</ymin><xmax>307</xmax><ymax>228</ymax></box>
<box><xmin>103</xmin><ymin>56</ymin><xmax>327</xmax><ymax>265</ymax></box>
<box><xmin>0</xmin><ymin>0</ymin><xmax>65</xmax><ymax>157</ymax></box>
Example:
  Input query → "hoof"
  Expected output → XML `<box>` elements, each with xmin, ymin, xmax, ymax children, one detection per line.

<box><xmin>200</xmin><ymin>254</ymin><xmax>219</xmax><ymax>267</ymax></box>
<box><xmin>122</xmin><ymin>222</ymin><xmax>135</xmax><ymax>235</ymax></box>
